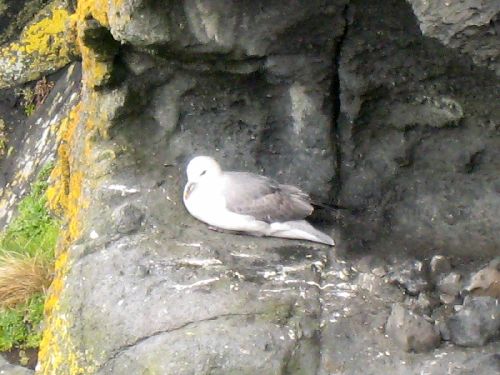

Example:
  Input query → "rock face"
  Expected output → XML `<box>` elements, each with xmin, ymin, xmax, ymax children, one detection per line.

<box><xmin>388</xmin><ymin>259</ymin><xmax>431</xmax><ymax>295</ymax></box>
<box><xmin>447</xmin><ymin>296</ymin><xmax>500</xmax><ymax>347</ymax></box>
<box><xmin>0</xmin><ymin>355</ymin><xmax>33</xmax><ymax>375</ymax></box>
<box><xmin>0</xmin><ymin>0</ymin><xmax>498</xmax><ymax>374</ymax></box>
<box><xmin>386</xmin><ymin>304</ymin><xmax>441</xmax><ymax>352</ymax></box>
<box><xmin>466</xmin><ymin>257</ymin><xmax>500</xmax><ymax>298</ymax></box>
<box><xmin>0</xmin><ymin>63</ymin><xmax>81</xmax><ymax>227</ymax></box>
<box><xmin>408</xmin><ymin>0</ymin><xmax>500</xmax><ymax>74</ymax></box>
<box><xmin>337</xmin><ymin>0</ymin><xmax>499</xmax><ymax>256</ymax></box>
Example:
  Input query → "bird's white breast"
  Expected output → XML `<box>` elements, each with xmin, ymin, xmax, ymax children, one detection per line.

<box><xmin>183</xmin><ymin>181</ymin><xmax>228</xmax><ymax>226</ymax></box>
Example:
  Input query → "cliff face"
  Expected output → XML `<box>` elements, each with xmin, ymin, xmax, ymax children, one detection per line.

<box><xmin>338</xmin><ymin>0</ymin><xmax>499</xmax><ymax>256</ymax></box>
<box><xmin>0</xmin><ymin>0</ymin><xmax>498</xmax><ymax>374</ymax></box>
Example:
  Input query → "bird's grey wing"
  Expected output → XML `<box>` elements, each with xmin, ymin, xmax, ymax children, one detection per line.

<box><xmin>222</xmin><ymin>172</ymin><xmax>313</xmax><ymax>223</ymax></box>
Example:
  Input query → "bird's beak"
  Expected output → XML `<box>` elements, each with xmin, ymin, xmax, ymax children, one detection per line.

<box><xmin>184</xmin><ymin>182</ymin><xmax>196</xmax><ymax>200</ymax></box>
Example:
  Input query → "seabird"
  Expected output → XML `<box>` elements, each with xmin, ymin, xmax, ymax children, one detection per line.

<box><xmin>183</xmin><ymin>156</ymin><xmax>334</xmax><ymax>246</ymax></box>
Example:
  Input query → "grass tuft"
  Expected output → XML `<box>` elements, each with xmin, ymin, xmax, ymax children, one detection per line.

<box><xmin>0</xmin><ymin>162</ymin><xmax>58</xmax><ymax>351</ymax></box>
<box><xmin>0</xmin><ymin>253</ymin><xmax>52</xmax><ymax>309</ymax></box>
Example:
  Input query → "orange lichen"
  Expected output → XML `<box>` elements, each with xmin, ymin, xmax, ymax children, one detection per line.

<box><xmin>38</xmin><ymin>100</ymin><xmax>98</xmax><ymax>374</ymax></box>
<box><xmin>70</xmin><ymin>0</ymin><xmax>127</xmax><ymax>88</ymax></box>
<box><xmin>72</xmin><ymin>0</ymin><xmax>111</xmax><ymax>28</ymax></box>
<box><xmin>46</xmin><ymin>104</ymin><xmax>81</xmax><ymax>218</ymax></box>
<box><xmin>37</xmin><ymin>1</ymin><xmax>127</xmax><ymax>372</ymax></box>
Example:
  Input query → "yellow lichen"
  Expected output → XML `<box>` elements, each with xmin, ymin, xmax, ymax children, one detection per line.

<box><xmin>79</xmin><ymin>43</ymin><xmax>113</xmax><ymax>89</ymax></box>
<box><xmin>46</xmin><ymin>105</ymin><xmax>80</xmax><ymax>215</ymax></box>
<box><xmin>70</xmin><ymin>0</ymin><xmax>127</xmax><ymax>89</ymax></box>
<box><xmin>0</xmin><ymin>1</ymin><xmax>77</xmax><ymax>89</ymax></box>
<box><xmin>72</xmin><ymin>0</ymin><xmax>110</xmax><ymax>28</ymax></box>
<box><xmin>23</xmin><ymin>9</ymin><xmax>71</xmax><ymax>55</ymax></box>
<box><xmin>38</xmin><ymin>101</ymin><xmax>98</xmax><ymax>374</ymax></box>
<box><xmin>38</xmin><ymin>1</ymin><xmax>126</xmax><ymax>373</ymax></box>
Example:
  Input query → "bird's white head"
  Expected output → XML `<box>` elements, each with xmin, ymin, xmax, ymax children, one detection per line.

<box><xmin>186</xmin><ymin>156</ymin><xmax>222</xmax><ymax>183</ymax></box>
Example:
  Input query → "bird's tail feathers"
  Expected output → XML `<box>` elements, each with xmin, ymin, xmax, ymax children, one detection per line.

<box><xmin>269</xmin><ymin>220</ymin><xmax>334</xmax><ymax>246</ymax></box>
<box><xmin>311</xmin><ymin>200</ymin><xmax>347</xmax><ymax>210</ymax></box>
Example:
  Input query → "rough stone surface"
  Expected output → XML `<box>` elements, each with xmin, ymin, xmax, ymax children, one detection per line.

<box><xmin>112</xmin><ymin>203</ymin><xmax>144</xmax><ymax>234</ymax></box>
<box><xmin>429</xmin><ymin>255</ymin><xmax>452</xmax><ymax>280</ymax></box>
<box><xmin>447</xmin><ymin>296</ymin><xmax>500</xmax><ymax>347</ymax></box>
<box><xmin>437</xmin><ymin>272</ymin><xmax>462</xmax><ymax>303</ymax></box>
<box><xmin>0</xmin><ymin>1</ymin><xmax>76</xmax><ymax>88</ymax></box>
<box><xmin>0</xmin><ymin>355</ymin><xmax>33</xmax><ymax>375</ymax></box>
<box><xmin>457</xmin><ymin>353</ymin><xmax>500</xmax><ymax>375</ymax></box>
<box><xmin>0</xmin><ymin>0</ymin><xmax>49</xmax><ymax>46</ymax></box>
<box><xmin>388</xmin><ymin>259</ymin><xmax>431</xmax><ymax>296</ymax></box>
<box><xmin>408</xmin><ymin>0</ymin><xmax>500</xmax><ymax>75</ymax></box>
<box><xmin>386</xmin><ymin>303</ymin><xmax>441</xmax><ymax>352</ymax></box>
<box><xmin>0</xmin><ymin>63</ymin><xmax>81</xmax><ymax>227</ymax></box>
<box><xmin>0</xmin><ymin>0</ymin><xmax>499</xmax><ymax>374</ymax></box>
<box><xmin>338</xmin><ymin>0</ymin><xmax>500</xmax><ymax>257</ymax></box>
<box><xmin>466</xmin><ymin>257</ymin><xmax>500</xmax><ymax>298</ymax></box>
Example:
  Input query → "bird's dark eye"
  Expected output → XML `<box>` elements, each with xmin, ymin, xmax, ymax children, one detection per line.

<box><xmin>200</xmin><ymin>170</ymin><xmax>207</xmax><ymax>176</ymax></box>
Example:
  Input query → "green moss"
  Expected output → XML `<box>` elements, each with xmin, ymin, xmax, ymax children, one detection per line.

<box><xmin>16</xmin><ymin>87</ymin><xmax>35</xmax><ymax>116</ymax></box>
<box><xmin>0</xmin><ymin>293</ymin><xmax>44</xmax><ymax>351</ymax></box>
<box><xmin>0</xmin><ymin>163</ymin><xmax>59</xmax><ymax>351</ymax></box>
<box><xmin>0</xmin><ymin>1</ymin><xmax>9</xmax><ymax>15</ymax></box>
<box><xmin>1</xmin><ymin>162</ymin><xmax>59</xmax><ymax>260</ymax></box>
<box><xmin>0</xmin><ymin>118</ymin><xmax>6</xmax><ymax>157</ymax></box>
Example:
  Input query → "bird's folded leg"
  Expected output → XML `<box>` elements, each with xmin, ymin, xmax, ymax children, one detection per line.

<box><xmin>208</xmin><ymin>226</ymin><xmax>245</xmax><ymax>235</ymax></box>
<box><xmin>247</xmin><ymin>231</ymin><xmax>265</xmax><ymax>237</ymax></box>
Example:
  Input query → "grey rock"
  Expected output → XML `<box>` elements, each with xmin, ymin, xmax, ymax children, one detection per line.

<box><xmin>0</xmin><ymin>62</ymin><xmax>82</xmax><ymax>227</ymax></box>
<box><xmin>122</xmin><ymin>50</ymin><xmax>157</xmax><ymax>76</ymax></box>
<box><xmin>0</xmin><ymin>355</ymin><xmax>33</xmax><ymax>375</ymax></box>
<box><xmin>439</xmin><ymin>293</ymin><xmax>459</xmax><ymax>306</ymax></box>
<box><xmin>112</xmin><ymin>203</ymin><xmax>144</xmax><ymax>234</ymax></box>
<box><xmin>438</xmin><ymin>321</ymin><xmax>451</xmax><ymax>342</ymax></box>
<box><xmin>386</xmin><ymin>303</ymin><xmax>441</xmax><ymax>352</ymax></box>
<box><xmin>388</xmin><ymin>259</ymin><xmax>431</xmax><ymax>296</ymax></box>
<box><xmin>447</xmin><ymin>296</ymin><xmax>500</xmax><ymax>346</ymax></box>
<box><xmin>437</xmin><ymin>272</ymin><xmax>462</xmax><ymax>303</ymax></box>
<box><xmin>432</xmin><ymin>304</ymin><xmax>456</xmax><ymax>341</ymax></box>
<box><xmin>355</xmin><ymin>255</ymin><xmax>387</xmax><ymax>275</ymax></box>
<box><xmin>3</xmin><ymin>0</ymin><xmax>499</xmax><ymax>374</ymax></box>
<box><xmin>387</xmin><ymin>96</ymin><xmax>464</xmax><ymax>130</ymax></box>
<box><xmin>337</xmin><ymin>0</ymin><xmax>500</xmax><ymax>257</ymax></box>
<box><xmin>408</xmin><ymin>0</ymin><xmax>500</xmax><ymax>74</ymax></box>
<box><xmin>466</xmin><ymin>257</ymin><xmax>500</xmax><ymax>298</ymax></box>
<box><xmin>357</xmin><ymin>272</ymin><xmax>404</xmax><ymax>303</ymax></box>
<box><xmin>412</xmin><ymin>292</ymin><xmax>440</xmax><ymax>316</ymax></box>
<box><xmin>457</xmin><ymin>353</ymin><xmax>500</xmax><ymax>375</ymax></box>
<box><xmin>430</xmin><ymin>255</ymin><xmax>452</xmax><ymax>279</ymax></box>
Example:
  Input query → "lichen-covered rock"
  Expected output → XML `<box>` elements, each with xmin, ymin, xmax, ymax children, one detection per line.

<box><xmin>0</xmin><ymin>0</ymin><xmax>492</xmax><ymax>374</ymax></box>
<box><xmin>0</xmin><ymin>0</ymin><xmax>77</xmax><ymax>89</ymax></box>
<box><xmin>0</xmin><ymin>63</ymin><xmax>81</xmax><ymax>227</ymax></box>
<box><xmin>0</xmin><ymin>0</ymin><xmax>49</xmax><ymax>46</ymax></box>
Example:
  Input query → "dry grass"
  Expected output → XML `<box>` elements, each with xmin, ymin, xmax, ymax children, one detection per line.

<box><xmin>0</xmin><ymin>252</ymin><xmax>53</xmax><ymax>309</ymax></box>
